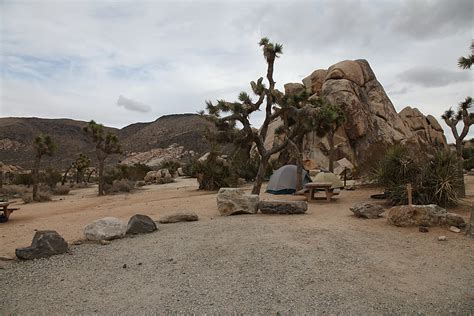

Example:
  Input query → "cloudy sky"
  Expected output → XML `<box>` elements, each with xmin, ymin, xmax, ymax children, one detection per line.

<box><xmin>1</xmin><ymin>0</ymin><xmax>472</xmax><ymax>141</ymax></box>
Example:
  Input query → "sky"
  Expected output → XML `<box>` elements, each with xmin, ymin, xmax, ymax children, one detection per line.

<box><xmin>0</xmin><ymin>0</ymin><xmax>472</xmax><ymax>142</ymax></box>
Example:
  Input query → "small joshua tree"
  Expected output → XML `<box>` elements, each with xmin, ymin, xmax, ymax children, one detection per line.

<box><xmin>73</xmin><ymin>153</ymin><xmax>91</xmax><ymax>184</ymax></box>
<box><xmin>441</xmin><ymin>97</ymin><xmax>473</xmax><ymax>197</ymax></box>
<box><xmin>83</xmin><ymin>121</ymin><xmax>121</xmax><ymax>196</ymax></box>
<box><xmin>32</xmin><ymin>134</ymin><xmax>56</xmax><ymax>201</ymax></box>
<box><xmin>320</xmin><ymin>101</ymin><xmax>346</xmax><ymax>172</ymax></box>
<box><xmin>203</xmin><ymin>38</ymin><xmax>289</xmax><ymax>195</ymax></box>
<box><xmin>457</xmin><ymin>41</ymin><xmax>473</xmax><ymax>69</ymax></box>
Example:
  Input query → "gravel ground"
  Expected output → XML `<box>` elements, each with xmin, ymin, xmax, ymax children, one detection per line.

<box><xmin>1</xmin><ymin>213</ymin><xmax>473</xmax><ymax>314</ymax></box>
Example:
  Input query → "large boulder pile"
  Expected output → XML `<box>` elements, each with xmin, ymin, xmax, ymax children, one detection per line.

<box><xmin>16</xmin><ymin>230</ymin><xmax>68</xmax><ymax>260</ymax></box>
<box><xmin>387</xmin><ymin>205</ymin><xmax>465</xmax><ymax>228</ymax></box>
<box><xmin>216</xmin><ymin>188</ymin><xmax>259</xmax><ymax>216</ymax></box>
<box><xmin>265</xmin><ymin>59</ymin><xmax>447</xmax><ymax>169</ymax></box>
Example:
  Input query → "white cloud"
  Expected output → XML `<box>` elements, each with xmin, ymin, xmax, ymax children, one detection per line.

<box><xmin>117</xmin><ymin>95</ymin><xmax>151</xmax><ymax>113</ymax></box>
<box><xmin>0</xmin><ymin>0</ymin><xmax>472</xmax><ymax>143</ymax></box>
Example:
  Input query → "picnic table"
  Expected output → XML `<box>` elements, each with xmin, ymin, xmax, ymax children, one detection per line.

<box><xmin>305</xmin><ymin>182</ymin><xmax>338</xmax><ymax>202</ymax></box>
<box><xmin>0</xmin><ymin>201</ymin><xmax>19</xmax><ymax>222</ymax></box>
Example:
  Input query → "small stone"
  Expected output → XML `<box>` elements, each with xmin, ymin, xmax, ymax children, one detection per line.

<box><xmin>438</xmin><ymin>236</ymin><xmax>447</xmax><ymax>241</ymax></box>
<box><xmin>137</xmin><ymin>262</ymin><xmax>142</xmax><ymax>266</ymax></box>
<box><xmin>159</xmin><ymin>212</ymin><xmax>199</xmax><ymax>224</ymax></box>
<box><xmin>449</xmin><ymin>226</ymin><xmax>461</xmax><ymax>233</ymax></box>
<box><xmin>100</xmin><ymin>240</ymin><xmax>110</xmax><ymax>245</ymax></box>
<box><xmin>122</xmin><ymin>264</ymin><xmax>127</xmax><ymax>269</ymax></box>
<box><xmin>419</xmin><ymin>226</ymin><xmax>429</xmax><ymax>233</ymax></box>
<box><xmin>72</xmin><ymin>240</ymin><xmax>83</xmax><ymax>245</ymax></box>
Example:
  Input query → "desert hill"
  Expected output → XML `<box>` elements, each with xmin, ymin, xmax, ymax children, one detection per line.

<box><xmin>0</xmin><ymin>114</ymin><xmax>213</xmax><ymax>169</ymax></box>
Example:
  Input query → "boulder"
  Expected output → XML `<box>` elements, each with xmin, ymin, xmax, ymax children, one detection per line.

<box><xmin>284</xmin><ymin>83</ymin><xmax>306</xmax><ymax>95</ymax></box>
<box><xmin>387</xmin><ymin>205</ymin><xmax>465</xmax><ymax>228</ymax></box>
<box><xmin>161</xmin><ymin>168</ymin><xmax>172</xmax><ymax>179</ymax></box>
<box><xmin>84</xmin><ymin>217</ymin><xmax>127</xmax><ymax>241</ymax></box>
<box><xmin>158</xmin><ymin>212</ymin><xmax>199</xmax><ymax>224</ymax></box>
<box><xmin>126</xmin><ymin>214</ymin><xmax>157</xmax><ymax>234</ymax></box>
<box><xmin>265</xmin><ymin>59</ymin><xmax>448</xmax><ymax>170</ymax></box>
<box><xmin>16</xmin><ymin>230</ymin><xmax>68</xmax><ymax>260</ymax></box>
<box><xmin>216</xmin><ymin>188</ymin><xmax>259</xmax><ymax>216</ymax></box>
<box><xmin>350</xmin><ymin>203</ymin><xmax>385</xmax><ymax>219</ymax></box>
<box><xmin>259</xmin><ymin>200</ymin><xmax>307</xmax><ymax>214</ymax></box>
<box><xmin>144</xmin><ymin>171</ymin><xmax>156</xmax><ymax>183</ymax></box>
<box><xmin>177</xmin><ymin>167</ymin><xmax>184</xmax><ymax>176</ymax></box>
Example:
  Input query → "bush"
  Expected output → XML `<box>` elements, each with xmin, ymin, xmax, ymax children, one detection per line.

<box><xmin>41</xmin><ymin>168</ymin><xmax>62</xmax><ymax>189</ymax></box>
<box><xmin>13</xmin><ymin>173</ymin><xmax>33</xmax><ymax>186</ymax></box>
<box><xmin>53</xmin><ymin>185</ymin><xmax>70</xmax><ymax>195</ymax></box>
<box><xmin>23</xmin><ymin>191</ymin><xmax>51</xmax><ymax>203</ymax></box>
<box><xmin>157</xmin><ymin>159</ymin><xmax>181</xmax><ymax>175</ymax></box>
<box><xmin>105</xmin><ymin>179</ymin><xmax>135</xmax><ymax>194</ymax></box>
<box><xmin>193</xmin><ymin>152</ymin><xmax>237</xmax><ymax>190</ymax></box>
<box><xmin>0</xmin><ymin>185</ymin><xmax>28</xmax><ymax>199</ymax></box>
<box><xmin>373</xmin><ymin>145</ymin><xmax>460</xmax><ymax>206</ymax></box>
<box><xmin>230</xmin><ymin>149</ymin><xmax>260</xmax><ymax>181</ymax></box>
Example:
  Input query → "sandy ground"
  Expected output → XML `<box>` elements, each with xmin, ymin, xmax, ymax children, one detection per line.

<box><xmin>0</xmin><ymin>177</ymin><xmax>473</xmax><ymax>314</ymax></box>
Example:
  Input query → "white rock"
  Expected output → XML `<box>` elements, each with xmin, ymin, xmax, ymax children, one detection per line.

<box><xmin>216</xmin><ymin>188</ymin><xmax>259</xmax><ymax>216</ymax></box>
<box><xmin>177</xmin><ymin>167</ymin><xmax>184</xmax><ymax>176</ymax></box>
<box><xmin>83</xmin><ymin>217</ymin><xmax>127</xmax><ymax>241</ymax></box>
<box><xmin>449</xmin><ymin>226</ymin><xmax>461</xmax><ymax>233</ymax></box>
<box><xmin>438</xmin><ymin>236</ymin><xmax>447</xmax><ymax>241</ymax></box>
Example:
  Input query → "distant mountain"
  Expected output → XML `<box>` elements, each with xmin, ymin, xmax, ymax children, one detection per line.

<box><xmin>0</xmin><ymin>114</ymin><xmax>214</xmax><ymax>169</ymax></box>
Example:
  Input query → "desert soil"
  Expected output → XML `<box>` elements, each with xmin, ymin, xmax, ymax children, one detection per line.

<box><xmin>0</xmin><ymin>177</ymin><xmax>473</xmax><ymax>314</ymax></box>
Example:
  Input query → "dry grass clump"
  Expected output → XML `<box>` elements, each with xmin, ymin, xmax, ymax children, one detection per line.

<box><xmin>106</xmin><ymin>179</ymin><xmax>135</xmax><ymax>193</ymax></box>
<box><xmin>53</xmin><ymin>185</ymin><xmax>71</xmax><ymax>195</ymax></box>
<box><xmin>22</xmin><ymin>191</ymin><xmax>52</xmax><ymax>203</ymax></box>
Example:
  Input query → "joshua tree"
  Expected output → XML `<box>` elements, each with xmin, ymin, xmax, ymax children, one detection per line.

<box><xmin>320</xmin><ymin>102</ymin><xmax>346</xmax><ymax>172</ymax></box>
<box><xmin>83</xmin><ymin>121</ymin><xmax>121</xmax><ymax>196</ymax></box>
<box><xmin>203</xmin><ymin>38</ymin><xmax>290</xmax><ymax>195</ymax></box>
<box><xmin>32</xmin><ymin>134</ymin><xmax>56</xmax><ymax>200</ymax></box>
<box><xmin>457</xmin><ymin>41</ymin><xmax>473</xmax><ymax>69</ymax></box>
<box><xmin>73</xmin><ymin>154</ymin><xmax>91</xmax><ymax>184</ymax></box>
<box><xmin>442</xmin><ymin>97</ymin><xmax>473</xmax><ymax>197</ymax></box>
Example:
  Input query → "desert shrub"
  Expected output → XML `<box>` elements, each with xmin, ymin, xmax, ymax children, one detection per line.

<box><xmin>13</xmin><ymin>173</ymin><xmax>33</xmax><ymax>186</ymax></box>
<box><xmin>230</xmin><ymin>149</ymin><xmax>260</xmax><ymax>181</ymax></box>
<box><xmin>0</xmin><ymin>185</ymin><xmax>28</xmax><ymax>199</ymax></box>
<box><xmin>156</xmin><ymin>177</ymin><xmax>174</xmax><ymax>185</ymax></box>
<box><xmin>373</xmin><ymin>145</ymin><xmax>460</xmax><ymax>206</ymax></box>
<box><xmin>118</xmin><ymin>164</ymin><xmax>152</xmax><ymax>181</ymax></box>
<box><xmin>193</xmin><ymin>152</ymin><xmax>237</xmax><ymax>190</ymax></box>
<box><xmin>135</xmin><ymin>180</ymin><xmax>146</xmax><ymax>187</ymax></box>
<box><xmin>41</xmin><ymin>168</ymin><xmax>62</xmax><ymax>189</ymax></box>
<box><xmin>157</xmin><ymin>159</ymin><xmax>181</xmax><ymax>175</ymax></box>
<box><xmin>53</xmin><ymin>185</ymin><xmax>70</xmax><ymax>195</ymax></box>
<box><xmin>464</xmin><ymin>157</ymin><xmax>474</xmax><ymax>171</ymax></box>
<box><xmin>106</xmin><ymin>179</ymin><xmax>135</xmax><ymax>194</ymax></box>
<box><xmin>182</xmin><ymin>157</ymin><xmax>200</xmax><ymax>177</ymax></box>
<box><xmin>23</xmin><ymin>190</ymin><xmax>51</xmax><ymax>203</ymax></box>
<box><xmin>70</xmin><ymin>182</ymin><xmax>91</xmax><ymax>189</ymax></box>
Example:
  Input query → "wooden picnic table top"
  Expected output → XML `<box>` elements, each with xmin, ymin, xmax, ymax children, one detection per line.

<box><xmin>305</xmin><ymin>182</ymin><xmax>333</xmax><ymax>188</ymax></box>
<box><xmin>0</xmin><ymin>201</ymin><xmax>10</xmax><ymax>207</ymax></box>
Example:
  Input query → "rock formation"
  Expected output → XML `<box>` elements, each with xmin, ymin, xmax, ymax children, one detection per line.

<box><xmin>267</xmin><ymin>59</ymin><xmax>447</xmax><ymax>170</ymax></box>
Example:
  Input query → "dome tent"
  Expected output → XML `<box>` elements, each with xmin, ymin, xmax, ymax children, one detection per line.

<box><xmin>266</xmin><ymin>165</ymin><xmax>311</xmax><ymax>195</ymax></box>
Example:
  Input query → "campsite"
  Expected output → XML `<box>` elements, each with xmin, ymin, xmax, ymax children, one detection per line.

<box><xmin>1</xmin><ymin>176</ymin><xmax>473</xmax><ymax>314</ymax></box>
<box><xmin>1</xmin><ymin>0</ymin><xmax>473</xmax><ymax>314</ymax></box>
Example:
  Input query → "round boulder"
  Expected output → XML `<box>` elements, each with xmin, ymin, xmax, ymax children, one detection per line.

<box><xmin>16</xmin><ymin>230</ymin><xmax>68</xmax><ymax>260</ymax></box>
<box><xmin>126</xmin><ymin>214</ymin><xmax>157</xmax><ymax>234</ymax></box>
<box><xmin>84</xmin><ymin>217</ymin><xmax>127</xmax><ymax>241</ymax></box>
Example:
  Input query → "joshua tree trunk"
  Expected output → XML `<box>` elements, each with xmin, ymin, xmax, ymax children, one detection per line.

<box><xmin>466</xmin><ymin>208</ymin><xmax>474</xmax><ymax>237</ymax></box>
<box><xmin>455</xmin><ymin>140</ymin><xmax>466</xmax><ymax>198</ymax></box>
<box><xmin>98</xmin><ymin>159</ymin><xmax>105</xmax><ymax>196</ymax></box>
<box><xmin>328</xmin><ymin>129</ymin><xmax>335</xmax><ymax>172</ymax></box>
<box><xmin>292</xmin><ymin>137</ymin><xmax>305</xmax><ymax>192</ymax></box>
<box><xmin>61</xmin><ymin>165</ymin><xmax>72</xmax><ymax>186</ymax></box>
<box><xmin>252</xmin><ymin>156</ymin><xmax>269</xmax><ymax>195</ymax></box>
<box><xmin>0</xmin><ymin>170</ymin><xmax>3</xmax><ymax>189</ymax></box>
<box><xmin>86</xmin><ymin>169</ymin><xmax>94</xmax><ymax>183</ymax></box>
<box><xmin>32</xmin><ymin>156</ymin><xmax>41</xmax><ymax>201</ymax></box>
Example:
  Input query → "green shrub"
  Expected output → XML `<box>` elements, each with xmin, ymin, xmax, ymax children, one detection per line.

<box><xmin>106</xmin><ymin>179</ymin><xmax>135</xmax><ymax>193</ymax></box>
<box><xmin>193</xmin><ymin>153</ymin><xmax>237</xmax><ymax>190</ymax></box>
<box><xmin>53</xmin><ymin>185</ymin><xmax>70</xmax><ymax>195</ymax></box>
<box><xmin>41</xmin><ymin>168</ymin><xmax>62</xmax><ymax>189</ymax></box>
<box><xmin>373</xmin><ymin>145</ymin><xmax>460</xmax><ymax>206</ymax></box>
<box><xmin>157</xmin><ymin>159</ymin><xmax>181</xmax><ymax>175</ymax></box>
<box><xmin>13</xmin><ymin>173</ymin><xmax>33</xmax><ymax>186</ymax></box>
<box><xmin>182</xmin><ymin>157</ymin><xmax>200</xmax><ymax>177</ymax></box>
<box><xmin>23</xmin><ymin>190</ymin><xmax>51</xmax><ymax>203</ymax></box>
<box><xmin>230</xmin><ymin>149</ymin><xmax>260</xmax><ymax>181</ymax></box>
